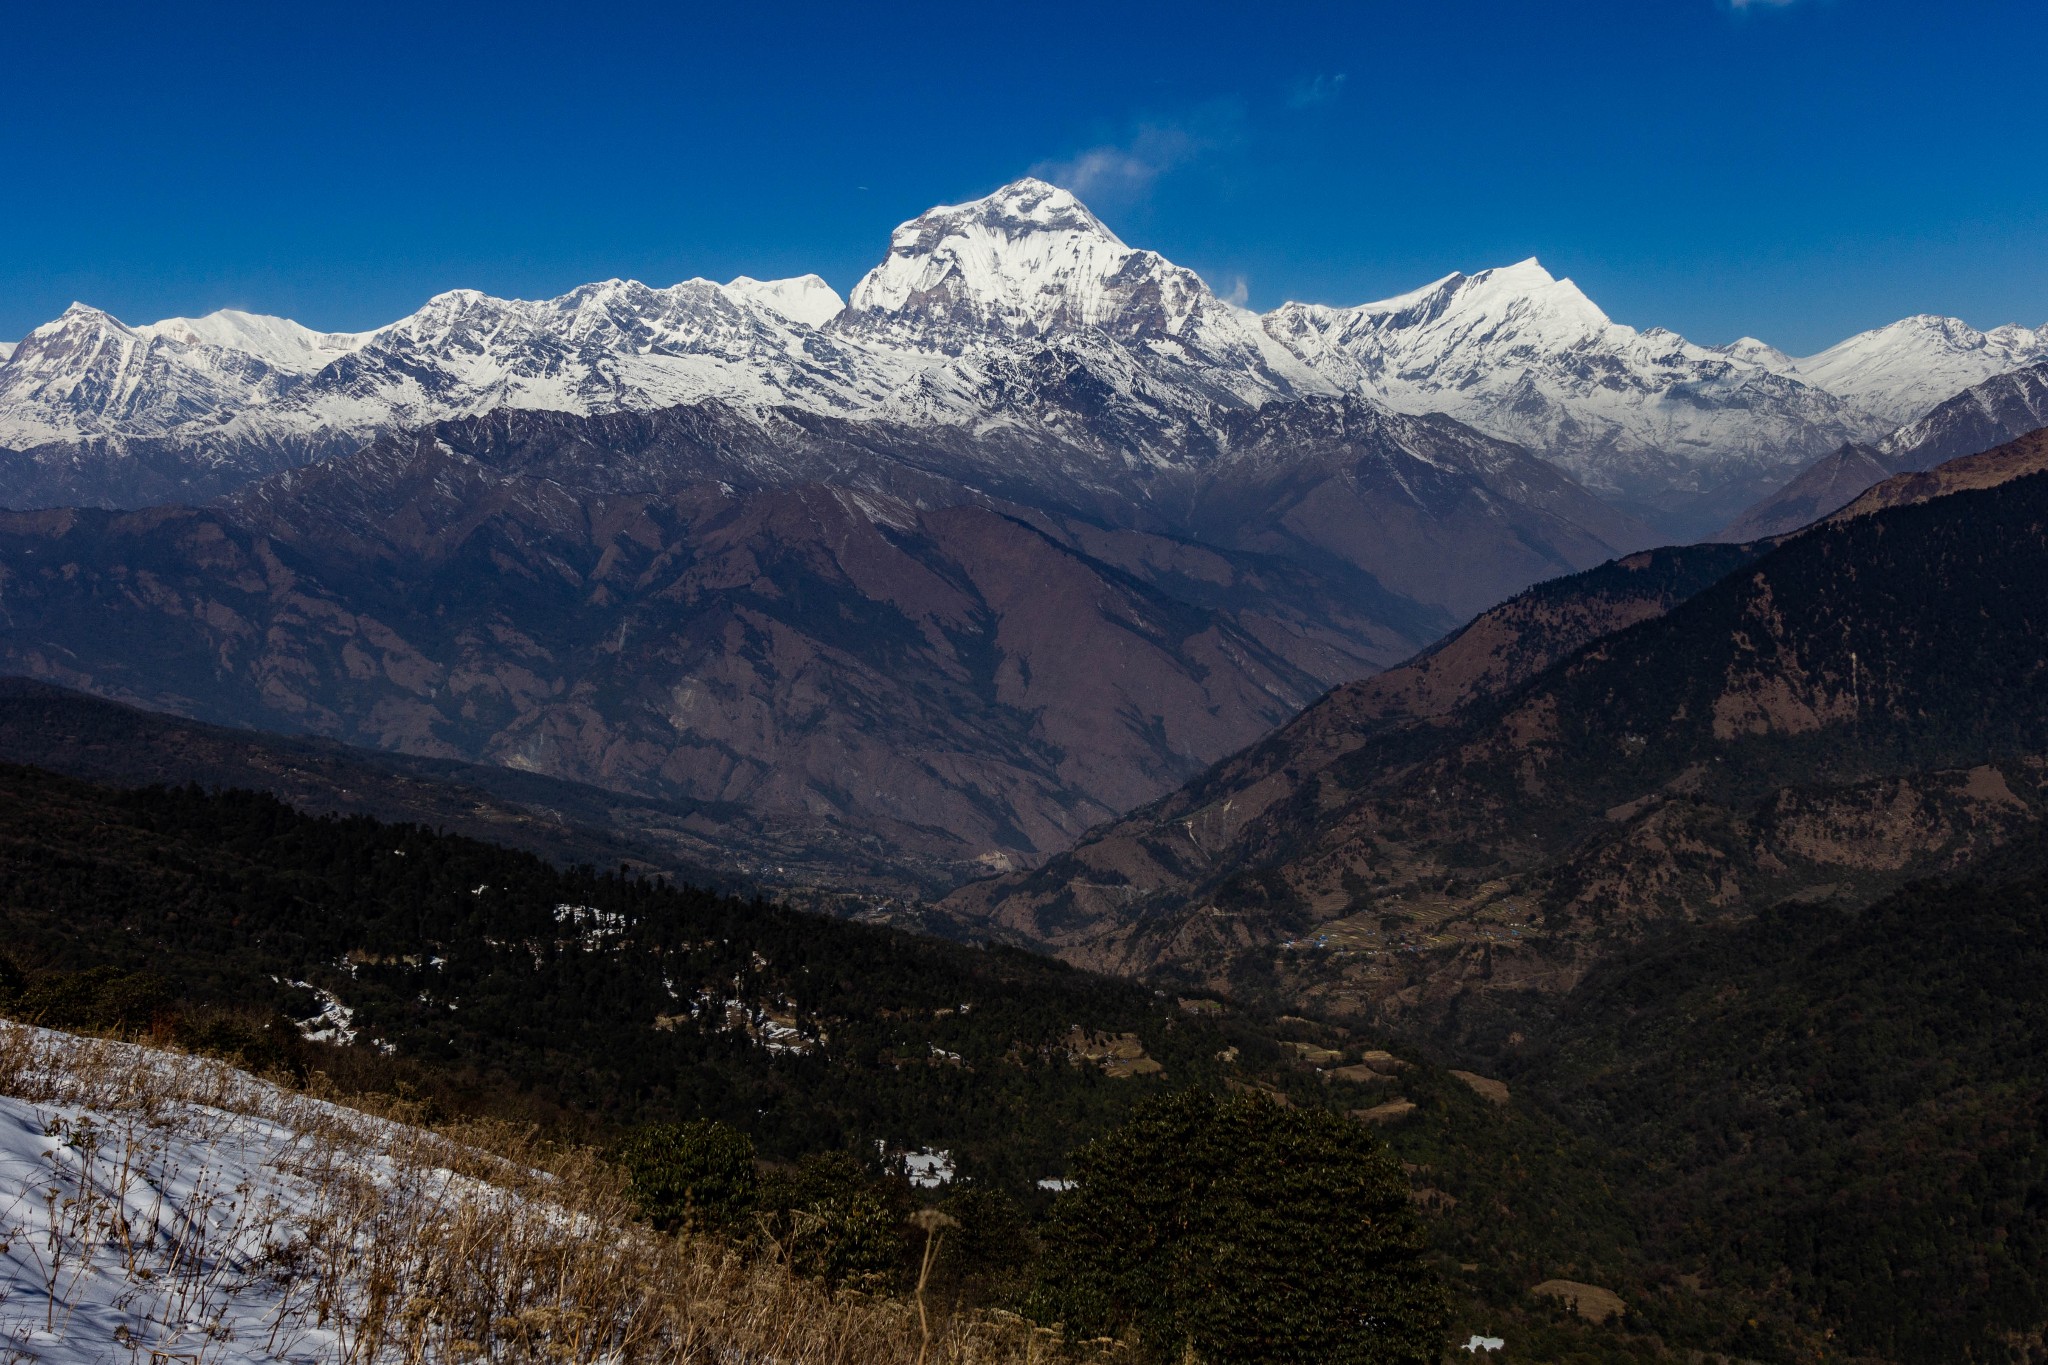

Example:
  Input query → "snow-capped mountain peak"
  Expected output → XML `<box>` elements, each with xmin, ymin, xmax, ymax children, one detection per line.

<box><xmin>2</xmin><ymin>178</ymin><xmax>2041</xmax><ymax>530</ymax></box>
<box><xmin>842</xmin><ymin>177</ymin><xmax>1212</xmax><ymax>343</ymax></box>
<box><xmin>140</xmin><ymin>310</ymin><xmax>370</xmax><ymax>374</ymax></box>
<box><xmin>1382</xmin><ymin>259</ymin><xmax>1616</xmax><ymax>349</ymax></box>
<box><xmin>1259</xmin><ymin>258</ymin><xmax>1879</xmax><ymax>503</ymax></box>
<box><xmin>724</xmin><ymin>274</ymin><xmax>844</xmax><ymax>328</ymax></box>
<box><xmin>1787</xmin><ymin>313</ymin><xmax>2048</xmax><ymax>426</ymax></box>
<box><xmin>1717</xmin><ymin>336</ymin><xmax>1799</xmax><ymax>371</ymax></box>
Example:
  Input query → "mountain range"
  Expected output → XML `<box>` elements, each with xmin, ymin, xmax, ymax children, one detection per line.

<box><xmin>6</xmin><ymin>179</ymin><xmax>2043</xmax><ymax>536</ymax></box>
<box><xmin>4</xmin><ymin>178</ymin><xmax>2046</xmax><ymax>896</ymax></box>
<box><xmin>10</xmin><ymin>175</ymin><xmax>2048</xmax><ymax>1363</ymax></box>
<box><xmin>0</xmin><ymin>393</ymin><xmax>1646</xmax><ymax>889</ymax></box>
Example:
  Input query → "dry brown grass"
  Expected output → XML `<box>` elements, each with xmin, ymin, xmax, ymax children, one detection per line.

<box><xmin>0</xmin><ymin>1021</ymin><xmax>1118</xmax><ymax>1364</ymax></box>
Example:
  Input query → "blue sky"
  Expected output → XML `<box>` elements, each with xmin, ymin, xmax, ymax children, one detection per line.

<box><xmin>5</xmin><ymin>0</ymin><xmax>2041</xmax><ymax>353</ymax></box>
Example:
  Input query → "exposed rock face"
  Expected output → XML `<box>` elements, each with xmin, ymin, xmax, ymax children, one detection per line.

<box><xmin>941</xmin><ymin>432</ymin><xmax>2048</xmax><ymax>1036</ymax></box>
<box><xmin>14</xmin><ymin>175</ymin><xmax>2025</xmax><ymax>895</ymax></box>
<box><xmin>1879</xmin><ymin>358</ymin><xmax>2048</xmax><ymax>468</ymax></box>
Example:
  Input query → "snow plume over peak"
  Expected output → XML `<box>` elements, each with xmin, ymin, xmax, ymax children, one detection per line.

<box><xmin>933</xmin><ymin>176</ymin><xmax>1122</xmax><ymax>242</ymax></box>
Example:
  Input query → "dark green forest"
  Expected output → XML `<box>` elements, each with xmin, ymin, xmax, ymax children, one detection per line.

<box><xmin>10</xmin><ymin>759</ymin><xmax>2048</xmax><ymax>1360</ymax></box>
<box><xmin>1521</xmin><ymin>854</ymin><xmax>2048</xmax><ymax>1364</ymax></box>
<box><xmin>0</xmin><ymin>761</ymin><xmax>1257</xmax><ymax>1187</ymax></box>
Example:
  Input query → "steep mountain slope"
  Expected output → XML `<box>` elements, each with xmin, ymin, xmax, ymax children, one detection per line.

<box><xmin>1823</xmin><ymin>422</ymin><xmax>2048</xmax><ymax>523</ymax></box>
<box><xmin>0</xmin><ymin>763</ymin><xmax>1257</xmax><ymax>1184</ymax></box>
<box><xmin>1717</xmin><ymin>359</ymin><xmax>2048</xmax><ymax>539</ymax></box>
<box><xmin>0</xmin><ymin>184</ymin><xmax>1675</xmax><ymax>891</ymax></box>
<box><xmin>1879</xmin><ymin>355</ymin><xmax>2048</xmax><ymax>466</ymax></box>
<box><xmin>942</xmin><ymin>431</ymin><xmax>2048</xmax><ymax>1036</ymax></box>
<box><xmin>0</xmin><ymin>676</ymin><xmax>904</xmax><ymax>893</ymax></box>
<box><xmin>0</xmin><ymin>766</ymin><xmax>1812</xmax><ymax>1360</ymax></box>
<box><xmin>941</xmin><ymin>538</ymin><xmax>1770</xmax><ymax>951</ymax></box>
<box><xmin>1712</xmin><ymin>443</ymin><xmax>1892</xmax><ymax>542</ymax></box>
<box><xmin>1522</xmin><ymin>859</ymin><xmax>2048</xmax><ymax>1362</ymax></box>
<box><xmin>0</xmin><ymin>394</ymin><xmax>1654</xmax><ymax>889</ymax></box>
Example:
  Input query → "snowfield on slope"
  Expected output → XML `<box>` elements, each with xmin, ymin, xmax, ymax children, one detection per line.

<box><xmin>0</xmin><ymin>1022</ymin><xmax>1070</xmax><ymax>1365</ymax></box>
<box><xmin>0</xmin><ymin>1028</ymin><xmax>524</xmax><ymax>1364</ymax></box>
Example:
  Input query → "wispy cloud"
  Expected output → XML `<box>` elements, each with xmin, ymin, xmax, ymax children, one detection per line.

<box><xmin>1726</xmin><ymin>0</ymin><xmax>1804</xmax><ymax>9</ymax></box>
<box><xmin>1029</xmin><ymin>102</ymin><xmax>1245</xmax><ymax>204</ymax></box>
<box><xmin>1287</xmin><ymin>73</ymin><xmax>1347</xmax><ymax>109</ymax></box>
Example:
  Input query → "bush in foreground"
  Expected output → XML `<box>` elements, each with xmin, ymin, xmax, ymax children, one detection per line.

<box><xmin>618</xmin><ymin>1118</ymin><xmax>760</xmax><ymax>1234</ymax></box>
<box><xmin>1034</xmin><ymin>1088</ymin><xmax>1448</xmax><ymax>1365</ymax></box>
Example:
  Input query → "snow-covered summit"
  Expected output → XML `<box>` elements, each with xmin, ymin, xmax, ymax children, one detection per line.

<box><xmin>1783</xmin><ymin>313</ymin><xmax>2048</xmax><ymax>427</ymax></box>
<box><xmin>142</xmin><ymin>309</ymin><xmax>370</xmax><ymax>374</ymax></box>
<box><xmin>1716</xmin><ymin>336</ymin><xmax>1799</xmax><ymax>371</ymax></box>
<box><xmin>840</xmin><ymin>177</ymin><xmax>1331</xmax><ymax>413</ymax></box>
<box><xmin>1262</xmin><ymin>259</ymin><xmax>1877</xmax><ymax>499</ymax></box>
<box><xmin>845</xmin><ymin>177</ymin><xmax>1206</xmax><ymax>342</ymax></box>
<box><xmin>725</xmin><ymin>273</ymin><xmax>844</xmax><ymax>328</ymax></box>
<box><xmin>0</xmin><ymin>302</ymin><xmax>299</xmax><ymax>446</ymax></box>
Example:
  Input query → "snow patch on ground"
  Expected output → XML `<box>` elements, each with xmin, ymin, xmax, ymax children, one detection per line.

<box><xmin>0</xmin><ymin>1025</ymin><xmax>504</xmax><ymax>1364</ymax></box>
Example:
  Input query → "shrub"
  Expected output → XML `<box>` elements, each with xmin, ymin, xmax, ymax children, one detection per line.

<box><xmin>617</xmin><ymin>1119</ymin><xmax>758</xmax><ymax>1234</ymax></box>
<box><xmin>1033</xmin><ymin>1088</ymin><xmax>1448</xmax><ymax>1365</ymax></box>
<box><xmin>13</xmin><ymin>966</ymin><xmax>169</xmax><ymax>1031</ymax></box>
<box><xmin>758</xmin><ymin>1151</ymin><xmax>905</xmax><ymax>1294</ymax></box>
<box><xmin>935</xmin><ymin>1186</ymin><xmax>1037</xmax><ymax>1307</ymax></box>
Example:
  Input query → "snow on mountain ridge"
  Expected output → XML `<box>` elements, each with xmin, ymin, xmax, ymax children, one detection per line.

<box><xmin>0</xmin><ymin>177</ymin><xmax>2037</xmax><ymax>519</ymax></box>
<box><xmin>141</xmin><ymin>309</ymin><xmax>371</xmax><ymax>373</ymax></box>
<box><xmin>0</xmin><ymin>273</ymin><xmax>907</xmax><ymax>454</ymax></box>
<box><xmin>1784</xmin><ymin>313</ymin><xmax>2048</xmax><ymax>427</ymax></box>
<box><xmin>1261</xmin><ymin>258</ymin><xmax>1879</xmax><ymax>502</ymax></box>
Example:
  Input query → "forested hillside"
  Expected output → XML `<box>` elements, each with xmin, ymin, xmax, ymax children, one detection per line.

<box><xmin>1522</xmin><ymin>850</ymin><xmax>2048</xmax><ymax>1362</ymax></box>
<box><xmin>0</xmin><ymin>760</ymin><xmax>1814</xmax><ymax>1359</ymax></box>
